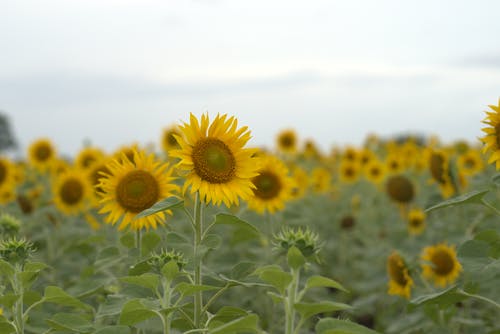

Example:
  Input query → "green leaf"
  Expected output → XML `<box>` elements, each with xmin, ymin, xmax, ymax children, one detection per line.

<box><xmin>295</xmin><ymin>301</ymin><xmax>352</xmax><ymax>321</ymax></box>
<box><xmin>425</xmin><ymin>189</ymin><xmax>489</xmax><ymax>212</ymax></box>
<box><xmin>134</xmin><ymin>197</ymin><xmax>184</xmax><ymax>219</ymax></box>
<box><xmin>119</xmin><ymin>299</ymin><xmax>158</xmax><ymax>326</ymax></box>
<box><xmin>0</xmin><ymin>259</ymin><xmax>15</xmax><ymax>279</ymax></box>
<box><xmin>209</xmin><ymin>314</ymin><xmax>259</xmax><ymax>334</ymax></box>
<box><xmin>162</xmin><ymin>260</ymin><xmax>179</xmax><ymax>282</ymax></box>
<box><xmin>287</xmin><ymin>246</ymin><xmax>306</xmax><ymax>270</ymax></box>
<box><xmin>409</xmin><ymin>285</ymin><xmax>468</xmax><ymax>310</ymax></box>
<box><xmin>203</xmin><ymin>234</ymin><xmax>222</xmax><ymax>250</ymax></box>
<box><xmin>305</xmin><ymin>275</ymin><xmax>349</xmax><ymax>293</ymax></box>
<box><xmin>316</xmin><ymin>318</ymin><xmax>382</xmax><ymax>334</ymax></box>
<box><xmin>45</xmin><ymin>313</ymin><xmax>93</xmax><ymax>333</ymax></box>
<box><xmin>0</xmin><ymin>320</ymin><xmax>16</xmax><ymax>334</ymax></box>
<box><xmin>93</xmin><ymin>326</ymin><xmax>131</xmax><ymax>334</ymax></box>
<box><xmin>120</xmin><ymin>232</ymin><xmax>136</xmax><ymax>249</ymax></box>
<box><xmin>24</xmin><ymin>261</ymin><xmax>49</xmax><ymax>272</ymax></box>
<box><xmin>174</xmin><ymin>282</ymin><xmax>219</xmax><ymax>296</ymax></box>
<box><xmin>230</xmin><ymin>262</ymin><xmax>257</xmax><ymax>280</ymax></box>
<box><xmin>20</xmin><ymin>270</ymin><xmax>40</xmax><ymax>290</ymax></box>
<box><xmin>44</xmin><ymin>286</ymin><xmax>93</xmax><ymax>311</ymax></box>
<box><xmin>211</xmin><ymin>214</ymin><xmax>260</xmax><ymax>242</ymax></box>
<box><xmin>24</xmin><ymin>290</ymin><xmax>42</xmax><ymax>307</ymax></box>
<box><xmin>120</xmin><ymin>273</ymin><xmax>160</xmax><ymax>292</ymax></box>
<box><xmin>97</xmin><ymin>296</ymin><xmax>128</xmax><ymax>318</ymax></box>
<box><xmin>267</xmin><ymin>291</ymin><xmax>284</xmax><ymax>304</ymax></box>
<box><xmin>128</xmin><ymin>259</ymin><xmax>152</xmax><ymax>276</ymax></box>
<box><xmin>208</xmin><ymin>306</ymin><xmax>249</xmax><ymax>326</ymax></box>
<box><xmin>141</xmin><ymin>231</ymin><xmax>161</xmax><ymax>256</ymax></box>
<box><xmin>0</xmin><ymin>293</ymin><xmax>19</xmax><ymax>308</ymax></box>
<box><xmin>253</xmin><ymin>265</ymin><xmax>292</xmax><ymax>295</ymax></box>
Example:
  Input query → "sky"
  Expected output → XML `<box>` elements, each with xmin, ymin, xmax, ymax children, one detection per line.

<box><xmin>1</xmin><ymin>0</ymin><xmax>500</xmax><ymax>157</ymax></box>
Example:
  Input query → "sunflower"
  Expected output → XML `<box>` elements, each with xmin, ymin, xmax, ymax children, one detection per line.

<box><xmin>480</xmin><ymin>98</ymin><xmax>500</xmax><ymax>169</ymax></box>
<box><xmin>99</xmin><ymin>149</ymin><xmax>179</xmax><ymax>231</ymax></box>
<box><xmin>386</xmin><ymin>175</ymin><xmax>415</xmax><ymax>204</ymax></box>
<box><xmin>302</xmin><ymin>139</ymin><xmax>321</xmax><ymax>160</ymax></box>
<box><xmin>50</xmin><ymin>158</ymin><xmax>71</xmax><ymax>176</ymax></box>
<box><xmin>171</xmin><ymin>113</ymin><xmax>259</xmax><ymax>207</ymax></box>
<box><xmin>339</xmin><ymin>161</ymin><xmax>360</xmax><ymax>183</ymax></box>
<box><xmin>0</xmin><ymin>157</ymin><xmax>16</xmax><ymax>192</ymax></box>
<box><xmin>311</xmin><ymin>167</ymin><xmax>331</xmax><ymax>193</ymax></box>
<box><xmin>247</xmin><ymin>155</ymin><xmax>294</xmax><ymax>214</ymax></box>
<box><xmin>421</xmin><ymin>243</ymin><xmax>462</xmax><ymax>287</ymax></box>
<box><xmin>28</xmin><ymin>138</ymin><xmax>57</xmax><ymax>171</ymax></box>
<box><xmin>387</xmin><ymin>251</ymin><xmax>413</xmax><ymax>299</ymax></box>
<box><xmin>342</xmin><ymin>146</ymin><xmax>358</xmax><ymax>163</ymax></box>
<box><xmin>407</xmin><ymin>208</ymin><xmax>426</xmax><ymax>235</ymax></box>
<box><xmin>161</xmin><ymin>126</ymin><xmax>182</xmax><ymax>154</ymax></box>
<box><xmin>0</xmin><ymin>187</ymin><xmax>15</xmax><ymax>205</ymax></box>
<box><xmin>290</xmin><ymin>165</ymin><xmax>309</xmax><ymax>199</ymax></box>
<box><xmin>52</xmin><ymin>169</ymin><xmax>92</xmax><ymax>215</ymax></box>
<box><xmin>363</xmin><ymin>159</ymin><xmax>386</xmax><ymax>185</ymax></box>
<box><xmin>75</xmin><ymin>147</ymin><xmax>105</xmax><ymax>170</ymax></box>
<box><xmin>385</xmin><ymin>154</ymin><xmax>405</xmax><ymax>174</ymax></box>
<box><xmin>427</xmin><ymin>149</ymin><xmax>456</xmax><ymax>198</ymax></box>
<box><xmin>457</xmin><ymin>149</ymin><xmax>484</xmax><ymax>176</ymax></box>
<box><xmin>276</xmin><ymin>129</ymin><xmax>298</xmax><ymax>154</ymax></box>
<box><xmin>87</xmin><ymin>157</ymin><xmax>111</xmax><ymax>206</ymax></box>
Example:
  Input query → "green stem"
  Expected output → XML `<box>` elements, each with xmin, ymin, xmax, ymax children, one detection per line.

<box><xmin>136</xmin><ymin>229</ymin><xmax>142</xmax><ymax>256</ymax></box>
<box><xmin>480</xmin><ymin>199</ymin><xmax>500</xmax><ymax>216</ymax></box>
<box><xmin>12</xmin><ymin>271</ymin><xmax>24</xmax><ymax>334</ymax></box>
<box><xmin>458</xmin><ymin>289</ymin><xmax>500</xmax><ymax>309</ymax></box>
<box><xmin>285</xmin><ymin>268</ymin><xmax>300</xmax><ymax>334</ymax></box>
<box><xmin>161</xmin><ymin>278</ymin><xmax>172</xmax><ymax>334</ymax></box>
<box><xmin>193</xmin><ymin>192</ymin><xmax>204</xmax><ymax>329</ymax></box>
<box><xmin>202</xmin><ymin>283</ymin><xmax>231</xmax><ymax>314</ymax></box>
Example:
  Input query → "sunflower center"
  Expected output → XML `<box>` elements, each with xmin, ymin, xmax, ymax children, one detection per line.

<box><xmin>35</xmin><ymin>144</ymin><xmax>52</xmax><ymax>161</ymax></box>
<box><xmin>345</xmin><ymin>167</ymin><xmax>355</xmax><ymax>177</ymax></box>
<box><xmin>410</xmin><ymin>217</ymin><xmax>423</xmax><ymax>228</ymax></box>
<box><xmin>0</xmin><ymin>162</ymin><xmax>6</xmax><ymax>184</ymax></box>
<box><xmin>252</xmin><ymin>171</ymin><xmax>282</xmax><ymax>200</ymax></box>
<box><xmin>82</xmin><ymin>155</ymin><xmax>96</xmax><ymax>168</ymax></box>
<box><xmin>59</xmin><ymin>178</ymin><xmax>84</xmax><ymax>205</ymax></box>
<box><xmin>388</xmin><ymin>254</ymin><xmax>408</xmax><ymax>286</ymax></box>
<box><xmin>386</xmin><ymin>175</ymin><xmax>415</xmax><ymax>203</ymax></box>
<box><xmin>116</xmin><ymin>170</ymin><xmax>159</xmax><ymax>213</ymax></box>
<box><xmin>166</xmin><ymin>131</ymin><xmax>179</xmax><ymax>147</ymax></box>
<box><xmin>370</xmin><ymin>167</ymin><xmax>381</xmax><ymax>177</ymax></box>
<box><xmin>464</xmin><ymin>157</ymin><xmax>476</xmax><ymax>169</ymax></box>
<box><xmin>279</xmin><ymin>135</ymin><xmax>294</xmax><ymax>148</ymax></box>
<box><xmin>192</xmin><ymin>138</ymin><xmax>236</xmax><ymax>183</ymax></box>
<box><xmin>431</xmin><ymin>249</ymin><xmax>455</xmax><ymax>276</ymax></box>
<box><xmin>430</xmin><ymin>153</ymin><xmax>446</xmax><ymax>184</ymax></box>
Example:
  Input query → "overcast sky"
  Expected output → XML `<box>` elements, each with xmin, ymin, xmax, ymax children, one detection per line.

<box><xmin>1</xmin><ymin>0</ymin><xmax>500</xmax><ymax>157</ymax></box>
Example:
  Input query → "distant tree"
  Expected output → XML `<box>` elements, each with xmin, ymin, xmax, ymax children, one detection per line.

<box><xmin>0</xmin><ymin>112</ymin><xmax>17</xmax><ymax>152</ymax></box>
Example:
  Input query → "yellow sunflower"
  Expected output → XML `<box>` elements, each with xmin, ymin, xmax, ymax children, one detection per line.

<box><xmin>0</xmin><ymin>187</ymin><xmax>15</xmax><ymax>205</ymax></box>
<box><xmin>386</xmin><ymin>175</ymin><xmax>415</xmax><ymax>204</ymax></box>
<box><xmin>290</xmin><ymin>165</ymin><xmax>309</xmax><ymax>200</ymax></box>
<box><xmin>302</xmin><ymin>139</ymin><xmax>321</xmax><ymax>160</ymax></box>
<box><xmin>52</xmin><ymin>169</ymin><xmax>92</xmax><ymax>215</ymax></box>
<box><xmin>407</xmin><ymin>208</ymin><xmax>426</xmax><ymax>235</ymax></box>
<box><xmin>171</xmin><ymin>113</ymin><xmax>259</xmax><ymax>207</ymax></box>
<box><xmin>0</xmin><ymin>157</ymin><xmax>16</xmax><ymax>192</ymax></box>
<box><xmin>457</xmin><ymin>149</ymin><xmax>484</xmax><ymax>176</ymax></box>
<box><xmin>310</xmin><ymin>167</ymin><xmax>331</xmax><ymax>193</ymax></box>
<box><xmin>387</xmin><ymin>251</ymin><xmax>414</xmax><ymax>299</ymax></box>
<box><xmin>339</xmin><ymin>161</ymin><xmax>360</xmax><ymax>184</ymax></box>
<box><xmin>247</xmin><ymin>155</ymin><xmax>294</xmax><ymax>214</ymax></box>
<box><xmin>87</xmin><ymin>157</ymin><xmax>111</xmax><ymax>206</ymax></box>
<box><xmin>480</xmin><ymin>98</ymin><xmax>500</xmax><ymax>169</ymax></box>
<box><xmin>276</xmin><ymin>129</ymin><xmax>298</xmax><ymax>154</ymax></box>
<box><xmin>99</xmin><ymin>149</ymin><xmax>179</xmax><ymax>231</ymax></box>
<box><xmin>28</xmin><ymin>138</ymin><xmax>57</xmax><ymax>171</ymax></box>
<box><xmin>385</xmin><ymin>153</ymin><xmax>405</xmax><ymax>174</ymax></box>
<box><xmin>342</xmin><ymin>146</ymin><xmax>358</xmax><ymax>163</ymax></box>
<box><xmin>161</xmin><ymin>126</ymin><xmax>182</xmax><ymax>154</ymax></box>
<box><xmin>75</xmin><ymin>147</ymin><xmax>105</xmax><ymax>170</ymax></box>
<box><xmin>421</xmin><ymin>243</ymin><xmax>462</xmax><ymax>288</ymax></box>
<box><xmin>363</xmin><ymin>159</ymin><xmax>386</xmax><ymax>185</ymax></box>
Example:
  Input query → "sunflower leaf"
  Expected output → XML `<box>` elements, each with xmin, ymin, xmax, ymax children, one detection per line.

<box><xmin>408</xmin><ymin>285</ymin><xmax>468</xmax><ymax>311</ymax></box>
<box><xmin>316</xmin><ymin>317</ymin><xmax>382</xmax><ymax>334</ymax></box>
<box><xmin>425</xmin><ymin>189</ymin><xmax>490</xmax><ymax>213</ymax></box>
<box><xmin>134</xmin><ymin>197</ymin><xmax>184</xmax><ymax>219</ymax></box>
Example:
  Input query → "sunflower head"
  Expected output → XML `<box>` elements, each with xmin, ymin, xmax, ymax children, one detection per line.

<box><xmin>457</xmin><ymin>149</ymin><xmax>484</xmax><ymax>176</ymax></box>
<box><xmin>276</xmin><ymin>129</ymin><xmax>298</xmax><ymax>154</ymax></box>
<box><xmin>274</xmin><ymin>226</ymin><xmax>321</xmax><ymax>258</ymax></box>
<box><xmin>387</xmin><ymin>251</ymin><xmax>413</xmax><ymax>299</ymax></box>
<box><xmin>407</xmin><ymin>208</ymin><xmax>426</xmax><ymax>235</ymax></box>
<box><xmin>339</xmin><ymin>161</ymin><xmax>359</xmax><ymax>183</ymax></box>
<box><xmin>28</xmin><ymin>138</ymin><xmax>56</xmax><ymax>171</ymax></box>
<box><xmin>386</xmin><ymin>175</ymin><xmax>415</xmax><ymax>204</ymax></box>
<box><xmin>53</xmin><ymin>169</ymin><xmax>92</xmax><ymax>215</ymax></box>
<box><xmin>0</xmin><ymin>237</ymin><xmax>36</xmax><ymax>266</ymax></box>
<box><xmin>75</xmin><ymin>147</ymin><xmax>105</xmax><ymax>170</ymax></box>
<box><xmin>148</xmin><ymin>249</ymin><xmax>187</xmax><ymax>273</ymax></box>
<box><xmin>161</xmin><ymin>126</ymin><xmax>182</xmax><ymax>153</ymax></box>
<box><xmin>0</xmin><ymin>157</ymin><xmax>15</xmax><ymax>191</ymax></box>
<box><xmin>364</xmin><ymin>159</ymin><xmax>386</xmax><ymax>184</ymax></box>
<box><xmin>428</xmin><ymin>150</ymin><xmax>449</xmax><ymax>184</ymax></box>
<box><xmin>480</xmin><ymin>98</ymin><xmax>500</xmax><ymax>169</ymax></box>
<box><xmin>310</xmin><ymin>167</ymin><xmax>331</xmax><ymax>194</ymax></box>
<box><xmin>170</xmin><ymin>113</ymin><xmax>259</xmax><ymax>207</ymax></box>
<box><xmin>340</xmin><ymin>214</ymin><xmax>356</xmax><ymax>230</ymax></box>
<box><xmin>421</xmin><ymin>243</ymin><xmax>462</xmax><ymax>288</ymax></box>
<box><xmin>99</xmin><ymin>149</ymin><xmax>179</xmax><ymax>231</ymax></box>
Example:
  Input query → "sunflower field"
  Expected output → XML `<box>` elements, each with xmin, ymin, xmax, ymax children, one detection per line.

<box><xmin>1</xmin><ymin>102</ymin><xmax>500</xmax><ymax>334</ymax></box>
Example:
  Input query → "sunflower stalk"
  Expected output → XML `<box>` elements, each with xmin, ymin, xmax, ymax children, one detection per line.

<box><xmin>193</xmin><ymin>192</ymin><xmax>204</xmax><ymax>329</ymax></box>
<box><xmin>285</xmin><ymin>268</ymin><xmax>300</xmax><ymax>334</ymax></box>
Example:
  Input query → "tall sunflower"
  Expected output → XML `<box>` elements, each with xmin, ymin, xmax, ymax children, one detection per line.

<box><xmin>98</xmin><ymin>149</ymin><xmax>178</xmax><ymax>231</ymax></box>
<box><xmin>28</xmin><ymin>138</ymin><xmax>57</xmax><ymax>171</ymax></box>
<box><xmin>75</xmin><ymin>147</ymin><xmax>106</xmax><ymax>170</ymax></box>
<box><xmin>276</xmin><ymin>129</ymin><xmax>298</xmax><ymax>154</ymax></box>
<box><xmin>364</xmin><ymin>159</ymin><xmax>386</xmax><ymax>185</ymax></box>
<box><xmin>310</xmin><ymin>167</ymin><xmax>331</xmax><ymax>193</ymax></box>
<box><xmin>161</xmin><ymin>126</ymin><xmax>182</xmax><ymax>154</ymax></box>
<box><xmin>457</xmin><ymin>149</ymin><xmax>484</xmax><ymax>176</ymax></box>
<box><xmin>407</xmin><ymin>208</ymin><xmax>426</xmax><ymax>235</ymax></box>
<box><xmin>52</xmin><ymin>169</ymin><xmax>92</xmax><ymax>215</ymax></box>
<box><xmin>480</xmin><ymin>98</ymin><xmax>500</xmax><ymax>169</ymax></box>
<box><xmin>171</xmin><ymin>113</ymin><xmax>259</xmax><ymax>207</ymax></box>
<box><xmin>0</xmin><ymin>157</ymin><xmax>16</xmax><ymax>192</ymax></box>
<box><xmin>247</xmin><ymin>155</ymin><xmax>294</xmax><ymax>214</ymax></box>
<box><xmin>421</xmin><ymin>243</ymin><xmax>462</xmax><ymax>287</ymax></box>
<box><xmin>387</xmin><ymin>251</ymin><xmax>413</xmax><ymax>299</ymax></box>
